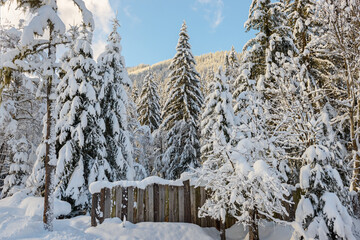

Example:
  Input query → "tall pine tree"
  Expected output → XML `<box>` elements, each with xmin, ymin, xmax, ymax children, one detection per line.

<box><xmin>97</xmin><ymin>18</ymin><xmax>135</xmax><ymax>181</ymax></box>
<box><xmin>137</xmin><ymin>69</ymin><xmax>162</xmax><ymax>133</ymax></box>
<box><xmin>200</xmin><ymin>67</ymin><xmax>234</xmax><ymax>163</ymax></box>
<box><xmin>161</xmin><ymin>21</ymin><xmax>203</xmax><ymax>179</ymax></box>
<box><xmin>55</xmin><ymin>24</ymin><xmax>108</xmax><ymax>212</ymax></box>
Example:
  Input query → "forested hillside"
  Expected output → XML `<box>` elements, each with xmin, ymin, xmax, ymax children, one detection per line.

<box><xmin>128</xmin><ymin>50</ymin><xmax>242</xmax><ymax>88</ymax></box>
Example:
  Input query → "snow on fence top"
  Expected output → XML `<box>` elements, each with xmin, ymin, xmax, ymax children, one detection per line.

<box><xmin>89</xmin><ymin>173</ymin><xmax>198</xmax><ymax>194</ymax></box>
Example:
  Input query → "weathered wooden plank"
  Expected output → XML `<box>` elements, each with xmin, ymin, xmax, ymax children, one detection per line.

<box><xmin>121</xmin><ymin>187</ymin><xmax>128</xmax><ymax>221</ymax></box>
<box><xmin>115</xmin><ymin>186</ymin><xmax>122</xmax><ymax>218</ymax></box>
<box><xmin>190</xmin><ymin>186</ymin><xmax>197</xmax><ymax>224</ymax></box>
<box><xmin>200</xmin><ymin>187</ymin><xmax>207</xmax><ymax>227</ymax></box>
<box><xmin>183</xmin><ymin>180</ymin><xmax>191</xmax><ymax>223</ymax></box>
<box><xmin>145</xmin><ymin>186</ymin><xmax>149</xmax><ymax>221</ymax></box>
<box><xmin>174</xmin><ymin>186</ymin><xmax>179</xmax><ymax>222</ymax></box>
<box><xmin>91</xmin><ymin>193</ymin><xmax>98</xmax><ymax>227</ymax></box>
<box><xmin>159</xmin><ymin>185</ymin><xmax>165</xmax><ymax>222</ymax></box>
<box><xmin>137</xmin><ymin>188</ymin><xmax>145</xmax><ymax>222</ymax></box>
<box><xmin>99</xmin><ymin>188</ymin><xmax>106</xmax><ymax>223</ymax></box>
<box><xmin>178</xmin><ymin>186</ymin><xmax>184</xmax><ymax>222</ymax></box>
<box><xmin>147</xmin><ymin>184</ymin><xmax>154</xmax><ymax>222</ymax></box>
<box><xmin>169</xmin><ymin>186</ymin><xmax>175</xmax><ymax>222</ymax></box>
<box><xmin>111</xmin><ymin>188</ymin><xmax>116</xmax><ymax>218</ymax></box>
<box><xmin>205</xmin><ymin>189</ymin><xmax>214</xmax><ymax>227</ymax></box>
<box><xmin>165</xmin><ymin>185</ymin><xmax>169</xmax><ymax>222</ymax></box>
<box><xmin>104</xmin><ymin>188</ymin><xmax>111</xmax><ymax>219</ymax></box>
<box><xmin>127</xmin><ymin>187</ymin><xmax>134</xmax><ymax>222</ymax></box>
<box><xmin>154</xmin><ymin>183</ymin><xmax>160</xmax><ymax>222</ymax></box>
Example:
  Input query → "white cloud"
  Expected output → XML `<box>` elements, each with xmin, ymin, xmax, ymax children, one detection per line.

<box><xmin>194</xmin><ymin>0</ymin><xmax>224</xmax><ymax>28</ymax></box>
<box><xmin>0</xmin><ymin>0</ymin><xmax>114</xmax><ymax>59</ymax></box>
<box><xmin>58</xmin><ymin>0</ymin><xmax>115</xmax><ymax>59</ymax></box>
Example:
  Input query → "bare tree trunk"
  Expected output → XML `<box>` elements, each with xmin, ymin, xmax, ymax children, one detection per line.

<box><xmin>248</xmin><ymin>209</ymin><xmax>259</xmax><ymax>240</ymax></box>
<box><xmin>43</xmin><ymin>24</ymin><xmax>56</xmax><ymax>231</ymax></box>
<box><xmin>219</xmin><ymin>219</ymin><xmax>226</xmax><ymax>240</ymax></box>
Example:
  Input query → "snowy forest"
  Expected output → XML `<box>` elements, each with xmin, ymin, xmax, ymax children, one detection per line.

<box><xmin>0</xmin><ymin>0</ymin><xmax>360</xmax><ymax>240</ymax></box>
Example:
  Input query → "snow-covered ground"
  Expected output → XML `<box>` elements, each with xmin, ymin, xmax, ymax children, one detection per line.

<box><xmin>1</xmin><ymin>192</ymin><xmax>358</xmax><ymax>240</ymax></box>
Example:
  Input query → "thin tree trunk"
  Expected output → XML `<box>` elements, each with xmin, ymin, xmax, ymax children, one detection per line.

<box><xmin>248</xmin><ymin>208</ymin><xmax>259</xmax><ymax>240</ymax></box>
<box><xmin>43</xmin><ymin>24</ymin><xmax>56</xmax><ymax>231</ymax></box>
<box><xmin>219</xmin><ymin>219</ymin><xmax>226</xmax><ymax>240</ymax></box>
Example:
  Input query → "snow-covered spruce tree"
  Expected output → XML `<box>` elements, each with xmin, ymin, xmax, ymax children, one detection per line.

<box><xmin>200</xmin><ymin>67</ymin><xmax>234</xmax><ymax>163</ymax></box>
<box><xmin>55</xmin><ymin>24</ymin><xmax>108</xmax><ymax>212</ymax></box>
<box><xmin>137</xmin><ymin>69</ymin><xmax>162</xmax><ymax>133</ymax></box>
<box><xmin>126</xmin><ymin>78</ymin><xmax>151</xmax><ymax>179</ymax></box>
<box><xmin>1</xmin><ymin>0</ymin><xmax>94</xmax><ymax>230</ymax></box>
<box><xmin>1</xmin><ymin>136</ymin><xmax>31</xmax><ymax>197</ymax></box>
<box><xmin>232</xmin><ymin>89</ymin><xmax>290</xmax><ymax>240</ymax></box>
<box><xmin>161</xmin><ymin>21</ymin><xmax>203</xmax><ymax>180</ymax></box>
<box><xmin>291</xmin><ymin>145</ymin><xmax>355</xmax><ymax>240</ymax></box>
<box><xmin>0</xmin><ymin>26</ymin><xmax>43</xmax><ymax>198</ymax></box>
<box><xmin>199</xmin><ymin>85</ymin><xmax>290</xmax><ymax>240</ymax></box>
<box><xmin>223</xmin><ymin>46</ymin><xmax>239</xmax><ymax>93</ymax></box>
<box><xmin>202</xmin><ymin>69</ymin><xmax>215</xmax><ymax>96</ymax></box>
<box><xmin>131</xmin><ymin>81</ymin><xmax>139</xmax><ymax>105</ymax></box>
<box><xmin>285</xmin><ymin>0</ymin><xmax>331</xmax><ymax>108</ymax></box>
<box><xmin>234</xmin><ymin>0</ymin><xmax>297</xmax><ymax>117</ymax></box>
<box><xmin>97</xmin><ymin>18</ymin><xmax>135</xmax><ymax>181</ymax></box>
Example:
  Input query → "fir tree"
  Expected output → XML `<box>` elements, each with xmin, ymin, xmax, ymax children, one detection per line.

<box><xmin>97</xmin><ymin>18</ymin><xmax>135</xmax><ymax>181</ymax></box>
<box><xmin>285</xmin><ymin>0</ymin><xmax>330</xmax><ymax>107</ymax></box>
<box><xmin>0</xmin><ymin>26</ymin><xmax>43</xmax><ymax>198</ymax></box>
<box><xmin>224</xmin><ymin>46</ymin><xmax>239</xmax><ymax>93</ymax></box>
<box><xmin>137</xmin><ymin>69</ymin><xmax>162</xmax><ymax>133</ymax></box>
<box><xmin>292</xmin><ymin>144</ymin><xmax>354</xmax><ymax>240</ymax></box>
<box><xmin>131</xmin><ymin>81</ymin><xmax>139</xmax><ymax>105</ymax></box>
<box><xmin>1</xmin><ymin>136</ymin><xmax>31</xmax><ymax>197</ymax></box>
<box><xmin>161</xmin><ymin>21</ymin><xmax>203</xmax><ymax>179</ymax></box>
<box><xmin>200</xmin><ymin>68</ymin><xmax>234</xmax><ymax>163</ymax></box>
<box><xmin>234</xmin><ymin>0</ymin><xmax>297</xmax><ymax>115</ymax></box>
<box><xmin>199</xmin><ymin>85</ymin><xmax>290</xmax><ymax>240</ymax></box>
<box><xmin>55</xmin><ymin>24</ymin><xmax>107</xmax><ymax>211</ymax></box>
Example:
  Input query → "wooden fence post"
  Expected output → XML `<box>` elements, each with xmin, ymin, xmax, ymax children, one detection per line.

<box><xmin>159</xmin><ymin>185</ymin><xmax>165</xmax><ymax>222</ymax></box>
<box><xmin>154</xmin><ymin>183</ymin><xmax>160</xmax><ymax>222</ymax></box>
<box><xmin>115</xmin><ymin>186</ymin><xmax>122</xmax><ymax>218</ymax></box>
<box><xmin>128</xmin><ymin>186</ymin><xmax>134</xmax><ymax>222</ymax></box>
<box><xmin>137</xmin><ymin>188</ymin><xmax>145</xmax><ymax>222</ymax></box>
<box><xmin>99</xmin><ymin>188</ymin><xmax>106</xmax><ymax>223</ymax></box>
<box><xmin>169</xmin><ymin>186</ymin><xmax>175</xmax><ymax>222</ymax></box>
<box><xmin>121</xmin><ymin>187</ymin><xmax>128</xmax><ymax>221</ymax></box>
<box><xmin>104</xmin><ymin>188</ymin><xmax>111</xmax><ymax>219</ymax></box>
<box><xmin>183</xmin><ymin>180</ymin><xmax>191</xmax><ymax>223</ymax></box>
<box><xmin>200</xmin><ymin>187</ymin><xmax>207</xmax><ymax>227</ymax></box>
<box><xmin>178</xmin><ymin>186</ymin><xmax>184</xmax><ymax>222</ymax></box>
<box><xmin>146</xmin><ymin>184</ymin><xmax>154</xmax><ymax>222</ymax></box>
<box><xmin>91</xmin><ymin>193</ymin><xmax>98</xmax><ymax>227</ymax></box>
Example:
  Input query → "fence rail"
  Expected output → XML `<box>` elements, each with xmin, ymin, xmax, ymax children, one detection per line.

<box><xmin>90</xmin><ymin>180</ymin><xmax>236</xmax><ymax>230</ymax></box>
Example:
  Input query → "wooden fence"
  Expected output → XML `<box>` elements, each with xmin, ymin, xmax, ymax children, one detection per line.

<box><xmin>90</xmin><ymin>180</ymin><xmax>236</xmax><ymax>230</ymax></box>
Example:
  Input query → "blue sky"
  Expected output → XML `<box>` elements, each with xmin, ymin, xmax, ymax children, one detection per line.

<box><xmin>0</xmin><ymin>0</ymin><xmax>254</xmax><ymax>67</ymax></box>
<box><xmin>109</xmin><ymin>0</ymin><xmax>254</xmax><ymax>67</ymax></box>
